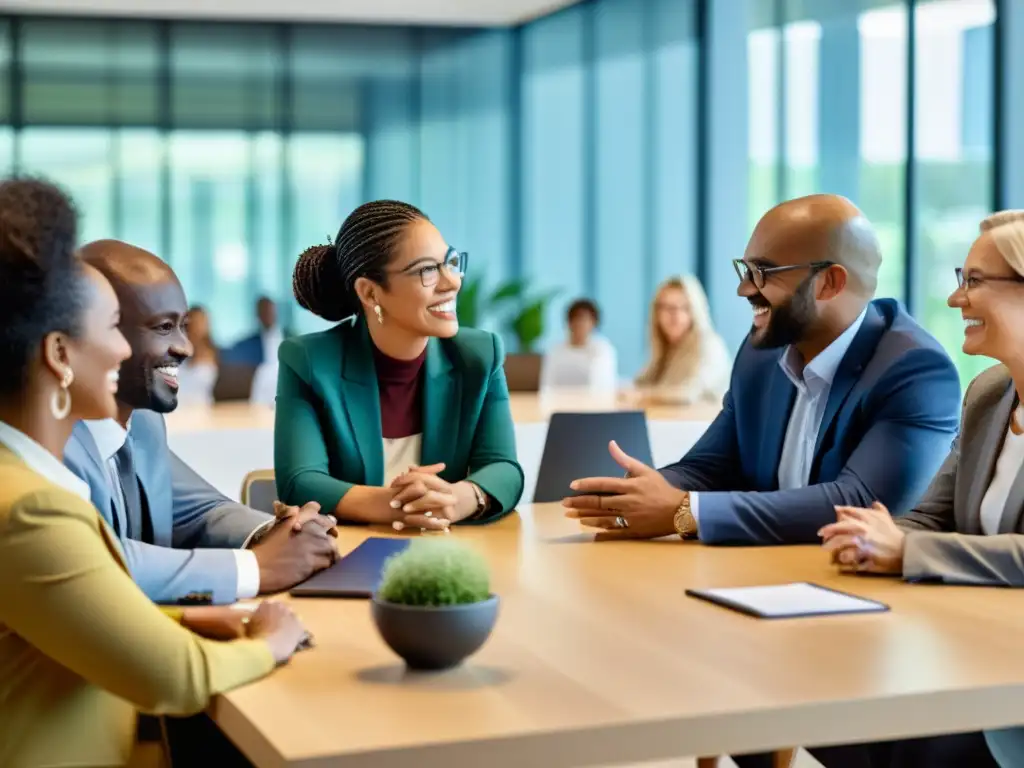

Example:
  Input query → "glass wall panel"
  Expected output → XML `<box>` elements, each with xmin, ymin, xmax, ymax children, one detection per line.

<box><xmin>287</xmin><ymin>133</ymin><xmax>364</xmax><ymax>334</ymax></box>
<box><xmin>170</xmin><ymin>24</ymin><xmax>281</xmax><ymax>130</ymax></box>
<box><xmin>22</xmin><ymin>19</ymin><xmax>159</xmax><ymax>126</ymax></box>
<box><xmin>19</xmin><ymin>128</ymin><xmax>114</xmax><ymax>244</ymax></box>
<box><xmin>168</xmin><ymin>131</ymin><xmax>250</xmax><ymax>345</ymax></box>
<box><xmin>116</xmin><ymin>129</ymin><xmax>163</xmax><ymax>256</ymax></box>
<box><xmin>914</xmin><ymin>0</ymin><xmax>996</xmax><ymax>385</ymax></box>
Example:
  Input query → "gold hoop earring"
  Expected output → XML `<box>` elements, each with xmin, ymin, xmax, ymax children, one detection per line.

<box><xmin>374</xmin><ymin>304</ymin><xmax>384</xmax><ymax>325</ymax></box>
<box><xmin>50</xmin><ymin>368</ymin><xmax>74</xmax><ymax>421</ymax></box>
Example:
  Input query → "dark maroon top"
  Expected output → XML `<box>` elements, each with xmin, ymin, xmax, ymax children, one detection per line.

<box><xmin>372</xmin><ymin>345</ymin><xmax>426</xmax><ymax>439</ymax></box>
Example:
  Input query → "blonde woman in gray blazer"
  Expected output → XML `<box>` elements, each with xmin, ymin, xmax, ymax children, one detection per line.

<box><xmin>821</xmin><ymin>210</ymin><xmax>1024</xmax><ymax>768</ymax></box>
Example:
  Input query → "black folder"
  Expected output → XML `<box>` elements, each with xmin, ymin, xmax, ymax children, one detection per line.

<box><xmin>290</xmin><ymin>537</ymin><xmax>410</xmax><ymax>598</ymax></box>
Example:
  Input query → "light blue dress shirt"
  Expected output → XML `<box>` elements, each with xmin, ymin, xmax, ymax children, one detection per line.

<box><xmin>691</xmin><ymin>308</ymin><xmax>867</xmax><ymax>523</ymax></box>
<box><xmin>776</xmin><ymin>308</ymin><xmax>867</xmax><ymax>490</ymax></box>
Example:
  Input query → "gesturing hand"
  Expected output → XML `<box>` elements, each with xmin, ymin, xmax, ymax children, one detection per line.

<box><xmin>818</xmin><ymin>502</ymin><xmax>906</xmax><ymax>575</ymax></box>
<box><xmin>561</xmin><ymin>440</ymin><xmax>685</xmax><ymax>539</ymax></box>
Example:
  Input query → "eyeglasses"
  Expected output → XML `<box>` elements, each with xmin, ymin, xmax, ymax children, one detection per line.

<box><xmin>398</xmin><ymin>247</ymin><xmax>467</xmax><ymax>288</ymax></box>
<box><xmin>732</xmin><ymin>259</ymin><xmax>835</xmax><ymax>289</ymax></box>
<box><xmin>954</xmin><ymin>267</ymin><xmax>1024</xmax><ymax>292</ymax></box>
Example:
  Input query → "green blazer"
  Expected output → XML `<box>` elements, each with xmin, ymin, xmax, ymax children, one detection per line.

<box><xmin>274</xmin><ymin>322</ymin><xmax>524</xmax><ymax>523</ymax></box>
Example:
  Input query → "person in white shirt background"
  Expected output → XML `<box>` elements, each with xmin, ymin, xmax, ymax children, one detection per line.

<box><xmin>539</xmin><ymin>298</ymin><xmax>618</xmax><ymax>395</ymax></box>
<box><xmin>627</xmin><ymin>275</ymin><xmax>732</xmax><ymax>405</ymax></box>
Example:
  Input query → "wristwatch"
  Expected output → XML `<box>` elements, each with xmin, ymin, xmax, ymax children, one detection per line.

<box><xmin>468</xmin><ymin>482</ymin><xmax>489</xmax><ymax>519</ymax></box>
<box><xmin>672</xmin><ymin>492</ymin><xmax>697</xmax><ymax>539</ymax></box>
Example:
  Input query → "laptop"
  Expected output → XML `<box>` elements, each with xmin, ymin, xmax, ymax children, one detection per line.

<box><xmin>290</xmin><ymin>537</ymin><xmax>410</xmax><ymax>598</ymax></box>
<box><xmin>532</xmin><ymin>411</ymin><xmax>653</xmax><ymax>503</ymax></box>
<box><xmin>503</xmin><ymin>354</ymin><xmax>542</xmax><ymax>393</ymax></box>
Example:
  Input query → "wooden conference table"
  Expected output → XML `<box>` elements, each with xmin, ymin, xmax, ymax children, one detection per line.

<box><xmin>212</xmin><ymin>503</ymin><xmax>1024</xmax><ymax>767</ymax></box>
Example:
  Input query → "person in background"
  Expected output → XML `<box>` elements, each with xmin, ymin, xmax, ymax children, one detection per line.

<box><xmin>819</xmin><ymin>210</ymin><xmax>1024</xmax><ymax>768</ymax></box>
<box><xmin>539</xmin><ymin>298</ymin><xmax>618</xmax><ymax>394</ymax></box>
<box><xmin>65</xmin><ymin>240</ymin><xmax>338</xmax><ymax>606</ymax></box>
<box><xmin>628</xmin><ymin>275</ymin><xmax>731</xmax><ymax>405</ymax></box>
<box><xmin>225</xmin><ymin>295</ymin><xmax>288</xmax><ymax>367</ymax></box>
<box><xmin>276</xmin><ymin>200</ymin><xmax>524</xmax><ymax>531</ymax></box>
<box><xmin>177</xmin><ymin>304</ymin><xmax>219</xmax><ymax>406</ymax></box>
<box><xmin>0</xmin><ymin>177</ymin><xmax>307</xmax><ymax>767</ymax></box>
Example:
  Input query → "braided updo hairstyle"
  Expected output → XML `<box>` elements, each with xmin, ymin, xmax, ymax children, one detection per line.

<box><xmin>0</xmin><ymin>177</ymin><xmax>85</xmax><ymax>396</ymax></box>
<box><xmin>293</xmin><ymin>200</ymin><xmax>428</xmax><ymax>322</ymax></box>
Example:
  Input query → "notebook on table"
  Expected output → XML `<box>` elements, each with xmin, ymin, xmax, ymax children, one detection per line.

<box><xmin>685</xmin><ymin>582</ymin><xmax>889</xmax><ymax>619</ymax></box>
<box><xmin>290</xmin><ymin>537</ymin><xmax>409</xmax><ymax>598</ymax></box>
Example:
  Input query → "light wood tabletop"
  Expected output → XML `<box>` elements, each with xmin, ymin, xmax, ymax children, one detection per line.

<box><xmin>165</xmin><ymin>392</ymin><xmax>722</xmax><ymax>433</ymax></box>
<box><xmin>212</xmin><ymin>503</ymin><xmax>1024</xmax><ymax>768</ymax></box>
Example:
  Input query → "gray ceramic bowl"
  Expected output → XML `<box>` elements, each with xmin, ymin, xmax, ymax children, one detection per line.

<box><xmin>370</xmin><ymin>594</ymin><xmax>500</xmax><ymax>670</ymax></box>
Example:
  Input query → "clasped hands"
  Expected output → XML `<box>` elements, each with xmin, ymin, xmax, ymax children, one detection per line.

<box><xmin>819</xmin><ymin>501</ymin><xmax>906</xmax><ymax>575</ymax></box>
<box><xmin>386</xmin><ymin>463</ymin><xmax>478</xmax><ymax>532</ymax></box>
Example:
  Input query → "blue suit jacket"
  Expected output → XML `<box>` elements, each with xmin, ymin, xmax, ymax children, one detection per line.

<box><xmin>64</xmin><ymin>411</ymin><xmax>273</xmax><ymax>604</ymax></box>
<box><xmin>224</xmin><ymin>333</ymin><xmax>265</xmax><ymax>367</ymax></box>
<box><xmin>661</xmin><ymin>299</ymin><xmax>962</xmax><ymax>545</ymax></box>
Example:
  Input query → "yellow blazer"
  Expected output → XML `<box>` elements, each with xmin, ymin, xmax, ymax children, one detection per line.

<box><xmin>0</xmin><ymin>446</ymin><xmax>275</xmax><ymax>767</ymax></box>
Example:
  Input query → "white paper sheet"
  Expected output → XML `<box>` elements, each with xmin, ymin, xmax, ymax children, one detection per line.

<box><xmin>691</xmin><ymin>582</ymin><xmax>886</xmax><ymax>618</ymax></box>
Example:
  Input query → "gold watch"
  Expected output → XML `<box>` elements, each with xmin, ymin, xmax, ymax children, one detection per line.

<box><xmin>672</xmin><ymin>492</ymin><xmax>697</xmax><ymax>538</ymax></box>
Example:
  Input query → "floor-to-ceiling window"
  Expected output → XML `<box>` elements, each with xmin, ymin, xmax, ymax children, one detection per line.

<box><xmin>914</xmin><ymin>0</ymin><xmax>996</xmax><ymax>384</ymax></box>
<box><xmin>1</xmin><ymin>16</ymin><xmax>379</xmax><ymax>346</ymax></box>
<box><xmin>743</xmin><ymin>0</ymin><xmax>996</xmax><ymax>383</ymax></box>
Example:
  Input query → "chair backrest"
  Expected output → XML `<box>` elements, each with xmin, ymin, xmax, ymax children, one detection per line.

<box><xmin>532</xmin><ymin>411</ymin><xmax>653</xmax><ymax>503</ymax></box>
<box><xmin>240</xmin><ymin>469</ymin><xmax>277</xmax><ymax>514</ymax></box>
<box><xmin>213</xmin><ymin>363</ymin><xmax>257</xmax><ymax>402</ymax></box>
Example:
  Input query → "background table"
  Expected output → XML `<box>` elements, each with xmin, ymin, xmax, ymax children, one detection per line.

<box><xmin>212</xmin><ymin>503</ymin><xmax>1024</xmax><ymax>767</ymax></box>
<box><xmin>164</xmin><ymin>394</ymin><xmax>721</xmax><ymax>502</ymax></box>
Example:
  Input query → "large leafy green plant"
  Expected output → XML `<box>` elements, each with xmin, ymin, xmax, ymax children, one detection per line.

<box><xmin>457</xmin><ymin>277</ymin><xmax>559</xmax><ymax>354</ymax></box>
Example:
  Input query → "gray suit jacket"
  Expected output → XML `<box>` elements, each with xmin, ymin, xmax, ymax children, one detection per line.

<box><xmin>898</xmin><ymin>364</ymin><xmax>1024</xmax><ymax>586</ymax></box>
<box><xmin>64</xmin><ymin>411</ymin><xmax>273</xmax><ymax>604</ymax></box>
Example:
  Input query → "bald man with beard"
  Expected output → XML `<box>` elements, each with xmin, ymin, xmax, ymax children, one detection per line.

<box><xmin>564</xmin><ymin>194</ymin><xmax>961</xmax><ymax>547</ymax></box>
<box><xmin>63</xmin><ymin>240</ymin><xmax>338</xmax><ymax>608</ymax></box>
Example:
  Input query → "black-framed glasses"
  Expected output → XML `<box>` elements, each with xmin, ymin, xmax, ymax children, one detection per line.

<box><xmin>732</xmin><ymin>259</ymin><xmax>835</xmax><ymax>289</ymax></box>
<box><xmin>954</xmin><ymin>267</ymin><xmax>1024</xmax><ymax>292</ymax></box>
<box><xmin>398</xmin><ymin>247</ymin><xmax>467</xmax><ymax>287</ymax></box>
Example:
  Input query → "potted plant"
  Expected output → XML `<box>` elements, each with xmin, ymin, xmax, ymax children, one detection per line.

<box><xmin>370</xmin><ymin>538</ymin><xmax>499</xmax><ymax>670</ymax></box>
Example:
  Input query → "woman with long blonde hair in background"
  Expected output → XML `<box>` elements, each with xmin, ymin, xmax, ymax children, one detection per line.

<box><xmin>630</xmin><ymin>275</ymin><xmax>731</xmax><ymax>405</ymax></box>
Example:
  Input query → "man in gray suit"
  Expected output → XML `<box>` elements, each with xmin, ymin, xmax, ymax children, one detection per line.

<box><xmin>65</xmin><ymin>240</ymin><xmax>338</xmax><ymax>606</ymax></box>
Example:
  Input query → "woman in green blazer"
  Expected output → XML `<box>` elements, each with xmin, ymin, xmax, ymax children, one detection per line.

<box><xmin>275</xmin><ymin>200</ymin><xmax>524</xmax><ymax>530</ymax></box>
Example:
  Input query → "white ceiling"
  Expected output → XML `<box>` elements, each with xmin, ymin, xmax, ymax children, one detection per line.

<box><xmin>0</xmin><ymin>0</ymin><xmax>582</xmax><ymax>26</ymax></box>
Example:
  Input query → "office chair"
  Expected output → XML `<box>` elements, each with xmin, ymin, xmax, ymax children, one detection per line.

<box><xmin>240</xmin><ymin>469</ymin><xmax>276</xmax><ymax>515</ymax></box>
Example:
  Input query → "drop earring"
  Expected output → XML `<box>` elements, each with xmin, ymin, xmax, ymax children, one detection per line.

<box><xmin>374</xmin><ymin>304</ymin><xmax>384</xmax><ymax>325</ymax></box>
<box><xmin>50</xmin><ymin>368</ymin><xmax>74</xmax><ymax>421</ymax></box>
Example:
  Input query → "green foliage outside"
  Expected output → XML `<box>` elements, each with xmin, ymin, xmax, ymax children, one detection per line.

<box><xmin>378</xmin><ymin>538</ymin><xmax>491</xmax><ymax>607</ymax></box>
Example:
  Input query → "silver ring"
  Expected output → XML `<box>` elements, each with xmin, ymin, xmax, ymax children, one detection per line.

<box><xmin>615</xmin><ymin>516</ymin><xmax>628</xmax><ymax>529</ymax></box>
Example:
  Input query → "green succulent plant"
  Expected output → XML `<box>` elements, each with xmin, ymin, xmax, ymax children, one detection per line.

<box><xmin>377</xmin><ymin>539</ymin><xmax>491</xmax><ymax>607</ymax></box>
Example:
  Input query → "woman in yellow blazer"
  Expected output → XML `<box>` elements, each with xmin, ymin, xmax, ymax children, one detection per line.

<box><xmin>0</xmin><ymin>178</ymin><xmax>307</xmax><ymax>767</ymax></box>
<box><xmin>277</xmin><ymin>200</ymin><xmax>524</xmax><ymax>531</ymax></box>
